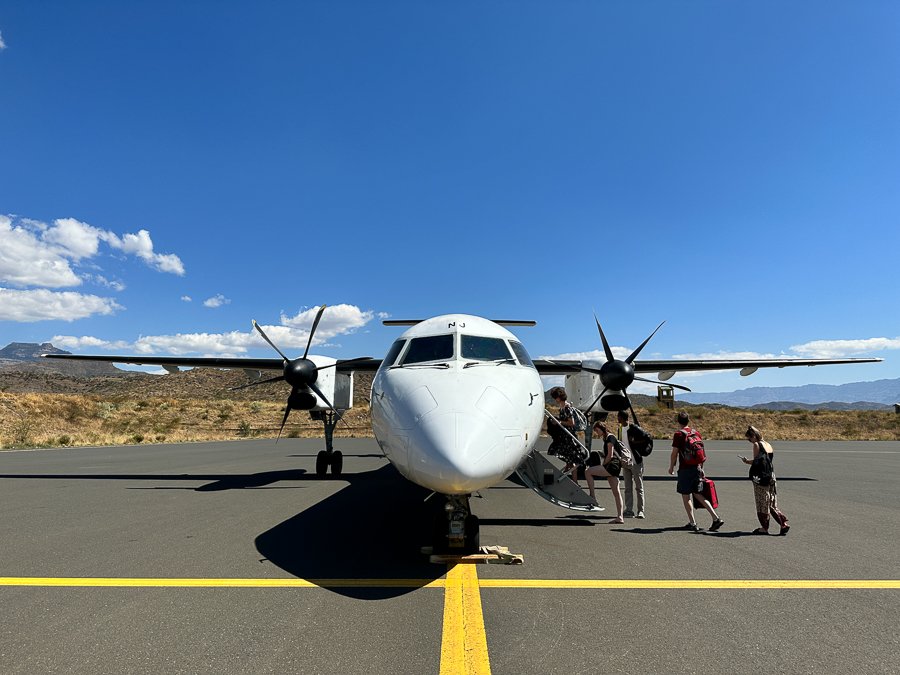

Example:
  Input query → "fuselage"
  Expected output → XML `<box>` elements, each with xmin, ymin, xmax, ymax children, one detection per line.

<box><xmin>370</xmin><ymin>315</ymin><xmax>545</xmax><ymax>494</ymax></box>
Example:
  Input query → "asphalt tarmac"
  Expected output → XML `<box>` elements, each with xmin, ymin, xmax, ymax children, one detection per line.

<box><xmin>1</xmin><ymin>438</ymin><xmax>898</xmax><ymax>674</ymax></box>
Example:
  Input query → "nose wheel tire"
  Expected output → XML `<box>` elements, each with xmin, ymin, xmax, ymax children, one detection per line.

<box><xmin>464</xmin><ymin>515</ymin><xmax>480</xmax><ymax>553</ymax></box>
<box><xmin>316</xmin><ymin>450</ymin><xmax>343</xmax><ymax>477</ymax></box>
<box><xmin>329</xmin><ymin>450</ymin><xmax>343</xmax><ymax>477</ymax></box>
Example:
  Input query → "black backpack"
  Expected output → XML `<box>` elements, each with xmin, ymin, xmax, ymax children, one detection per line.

<box><xmin>749</xmin><ymin>448</ymin><xmax>774</xmax><ymax>486</ymax></box>
<box><xmin>627</xmin><ymin>424</ymin><xmax>654</xmax><ymax>457</ymax></box>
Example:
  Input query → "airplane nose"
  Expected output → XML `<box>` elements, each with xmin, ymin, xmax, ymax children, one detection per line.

<box><xmin>409</xmin><ymin>411</ymin><xmax>510</xmax><ymax>494</ymax></box>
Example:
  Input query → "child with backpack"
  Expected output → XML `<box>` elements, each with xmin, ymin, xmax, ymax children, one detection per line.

<box><xmin>667</xmin><ymin>411</ymin><xmax>724</xmax><ymax>532</ymax></box>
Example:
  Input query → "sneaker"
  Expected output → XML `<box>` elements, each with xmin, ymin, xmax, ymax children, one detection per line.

<box><xmin>710</xmin><ymin>519</ymin><xmax>725</xmax><ymax>532</ymax></box>
<box><xmin>779</xmin><ymin>525</ymin><xmax>790</xmax><ymax>536</ymax></box>
<box><xmin>683</xmin><ymin>522</ymin><xmax>700</xmax><ymax>532</ymax></box>
<box><xmin>636</xmin><ymin>512</ymin><xmax>645</xmax><ymax>519</ymax></box>
<box><xmin>623</xmin><ymin>510</ymin><xmax>635</xmax><ymax>518</ymax></box>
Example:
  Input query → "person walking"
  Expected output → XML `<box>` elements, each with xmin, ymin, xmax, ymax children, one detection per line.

<box><xmin>585</xmin><ymin>421</ymin><xmax>625</xmax><ymax>523</ymax></box>
<box><xmin>549</xmin><ymin>387</ymin><xmax>582</xmax><ymax>482</ymax></box>
<box><xmin>618</xmin><ymin>410</ymin><xmax>645</xmax><ymax>519</ymax></box>
<box><xmin>739</xmin><ymin>425</ymin><xmax>790</xmax><ymax>535</ymax></box>
<box><xmin>668</xmin><ymin>411</ymin><xmax>724</xmax><ymax>532</ymax></box>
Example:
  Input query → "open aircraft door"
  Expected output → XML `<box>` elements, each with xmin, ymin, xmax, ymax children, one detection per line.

<box><xmin>515</xmin><ymin>450</ymin><xmax>603</xmax><ymax>512</ymax></box>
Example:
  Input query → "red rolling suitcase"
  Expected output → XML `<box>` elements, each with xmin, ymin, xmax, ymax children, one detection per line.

<box><xmin>693</xmin><ymin>478</ymin><xmax>719</xmax><ymax>509</ymax></box>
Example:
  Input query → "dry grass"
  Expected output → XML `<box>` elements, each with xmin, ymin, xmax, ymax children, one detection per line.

<box><xmin>1</xmin><ymin>393</ymin><xmax>898</xmax><ymax>450</ymax></box>
<box><xmin>0</xmin><ymin>392</ymin><xmax>372</xmax><ymax>449</ymax></box>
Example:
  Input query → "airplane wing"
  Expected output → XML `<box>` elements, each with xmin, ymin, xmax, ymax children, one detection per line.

<box><xmin>534</xmin><ymin>357</ymin><xmax>882</xmax><ymax>376</ymax></box>
<box><xmin>42</xmin><ymin>354</ymin><xmax>383</xmax><ymax>372</ymax></box>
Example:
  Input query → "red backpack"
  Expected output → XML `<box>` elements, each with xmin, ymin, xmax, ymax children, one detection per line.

<box><xmin>680</xmin><ymin>427</ymin><xmax>706</xmax><ymax>466</ymax></box>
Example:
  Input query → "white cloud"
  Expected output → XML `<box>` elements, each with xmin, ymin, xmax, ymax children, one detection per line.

<box><xmin>181</xmin><ymin>295</ymin><xmax>192</xmax><ymax>302</ymax></box>
<box><xmin>280</xmin><ymin>304</ymin><xmax>372</xmax><ymax>342</ymax></box>
<box><xmin>0</xmin><ymin>288</ymin><xmax>122</xmax><ymax>322</ymax></box>
<box><xmin>103</xmin><ymin>228</ymin><xmax>185</xmax><ymax>275</ymax></box>
<box><xmin>51</xmin><ymin>335</ymin><xmax>131</xmax><ymax>350</ymax></box>
<box><xmin>0</xmin><ymin>215</ymin><xmax>186</xmax><ymax>293</ymax></box>
<box><xmin>43</xmin><ymin>218</ymin><xmax>103</xmax><ymax>260</ymax></box>
<box><xmin>538</xmin><ymin>347</ymin><xmax>632</xmax><ymax>362</ymax></box>
<box><xmin>789</xmin><ymin>337</ymin><xmax>900</xmax><ymax>359</ymax></box>
<box><xmin>0</xmin><ymin>30</ymin><xmax>6</xmax><ymax>50</ymax></box>
<box><xmin>670</xmin><ymin>350</ymin><xmax>786</xmax><ymax>361</ymax></box>
<box><xmin>0</xmin><ymin>215</ymin><xmax>82</xmax><ymax>287</ymax></box>
<box><xmin>53</xmin><ymin>304</ymin><xmax>380</xmax><ymax>356</ymax></box>
<box><xmin>203</xmin><ymin>294</ymin><xmax>230</xmax><ymax>308</ymax></box>
<box><xmin>86</xmin><ymin>274</ymin><xmax>126</xmax><ymax>292</ymax></box>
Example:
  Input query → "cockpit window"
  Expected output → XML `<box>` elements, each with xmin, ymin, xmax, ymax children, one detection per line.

<box><xmin>461</xmin><ymin>335</ymin><xmax>513</xmax><ymax>362</ymax></box>
<box><xmin>509</xmin><ymin>341</ymin><xmax>535</xmax><ymax>368</ymax></box>
<box><xmin>383</xmin><ymin>339</ymin><xmax>406</xmax><ymax>367</ymax></box>
<box><xmin>402</xmin><ymin>334</ymin><xmax>454</xmax><ymax>364</ymax></box>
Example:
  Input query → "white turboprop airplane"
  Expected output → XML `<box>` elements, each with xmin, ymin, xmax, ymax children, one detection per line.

<box><xmin>45</xmin><ymin>307</ymin><xmax>881</xmax><ymax>552</ymax></box>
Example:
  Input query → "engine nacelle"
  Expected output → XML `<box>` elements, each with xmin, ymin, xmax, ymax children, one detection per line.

<box><xmin>564</xmin><ymin>363</ymin><xmax>627</xmax><ymax>412</ymax></box>
<box><xmin>305</xmin><ymin>356</ymin><xmax>354</xmax><ymax>410</ymax></box>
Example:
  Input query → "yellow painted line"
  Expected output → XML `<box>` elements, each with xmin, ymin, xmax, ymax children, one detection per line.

<box><xmin>440</xmin><ymin>564</ymin><xmax>491</xmax><ymax>675</ymax></box>
<box><xmin>477</xmin><ymin>579</ymin><xmax>900</xmax><ymax>589</ymax></box>
<box><xmin>0</xmin><ymin>577</ymin><xmax>897</xmax><ymax>590</ymax></box>
<box><xmin>0</xmin><ymin>577</ymin><xmax>445</xmax><ymax>588</ymax></box>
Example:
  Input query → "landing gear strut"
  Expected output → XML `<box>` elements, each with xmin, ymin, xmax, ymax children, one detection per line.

<box><xmin>433</xmin><ymin>495</ymin><xmax>480</xmax><ymax>554</ymax></box>
<box><xmin>311</xmin><ymin>410</ymin><xmax>343</xmax><ymax>478</ymax></box>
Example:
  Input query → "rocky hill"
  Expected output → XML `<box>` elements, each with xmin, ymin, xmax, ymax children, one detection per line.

<box><xmin>0</xmin><ymin>342</ymin><xmax>123</xmax><ymax>377</ymax></box>
<box><xmin>681</xmin><ymin>377</ymin><xmax>900</xmax><ymax>409</ymax></box>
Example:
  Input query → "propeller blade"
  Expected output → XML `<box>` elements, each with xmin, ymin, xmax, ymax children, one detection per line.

<box><xmin>634</xmin><ymin>375</ymin><xmax>691</xmax><ymax>392</ymax></box>
<box><xmin>625</xmin><ymin>321</ymin><xmax>665</xmax><ymax>364</ymax></box>
<box><xmin>253</xmin><ymin>320</ymin><xmax>290</xmax><ymax>362</ymax></box>
<box><xmin>276</xmin><ymin>400</ymin><xmax>293</xmax><ymax>443</ymax></box>
<box><xmin>584</xmin><ymin>386</ymin><xmax>608</xmax><ymax>416</ymax></box>
<box><xmin>593</xmin><ymin>312</ymin><xmax>616</xmax><ymax>363</ymax></box>
<box><xmin>314</xmin><ymin>356</ymin><xmax>373</xmax><ymax>372</ymax></box>
<box><xmin>623</xmin><ymin>391</ymin><xmax>640</xmax><ymax>428</ymax></box>
<box><xmin>309</xmin><ymin>381</ymin><xmax>343</xmax><ymax>421</ymax></box>
<box><xmin>303</xmin><ymin>304</ymin><xmax>327</xmax><ymax>360</ymax></box>
<box><xmin>230</xmin><ymin>374</ymin><xmax>285</xmax><ymax>391</ymax></box>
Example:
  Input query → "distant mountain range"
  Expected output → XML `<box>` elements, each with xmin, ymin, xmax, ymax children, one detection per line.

<box><xmin>0</xmin><ymin>342</ymin><xmax>123</xmax><ymax>377</ymax></box>
<box><xmin>681</xmin><ymin>378</ymin><xmax>900</xmax><ymax>410</ymax></box>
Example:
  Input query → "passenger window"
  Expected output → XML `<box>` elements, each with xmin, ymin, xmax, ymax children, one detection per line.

<box><xmin>402</xmin><ymin>334</ymin><xmax>454</xmax><ymax>364</ymax></box>
<box><xmin>510</xmin><ymin>341</ymin><xmax>535</xmax><ymax>368</ymax></box>
<box><xmin>382</xmin><ymin>339</ymin><xmax>406</xmax><ymax>367</ymax></box>
<box><xmin>461</xmin><ymin>335</ymin><xmax>513</xmax><ymax>361</ymax></box>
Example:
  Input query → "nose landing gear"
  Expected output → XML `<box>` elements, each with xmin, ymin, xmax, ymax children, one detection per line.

<box><xmin>433</xmin><ymin>495</ymin><xmax>480</xmax><ymax>554</ymax></box>
<box><xmin>311</xmin><ymin>410</ymin><xmax>343</xmax><ymax>478</ymax></box>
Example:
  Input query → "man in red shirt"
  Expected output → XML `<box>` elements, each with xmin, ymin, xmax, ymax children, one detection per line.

<box><xmin>668</xmin><ymin>411</ymin><xmax>724</xmax><ymax>532</ymax></box>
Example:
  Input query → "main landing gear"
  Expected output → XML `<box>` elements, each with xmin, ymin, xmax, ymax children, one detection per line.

<box><xmin>311</xmin><ymin>410</ymin><xmax>343</xmax><ymax>478</ymax></box>
<box><xmin>433</xmin><ymin>495</ymin><xmax>480</xmax><ymax>554</ymax></box>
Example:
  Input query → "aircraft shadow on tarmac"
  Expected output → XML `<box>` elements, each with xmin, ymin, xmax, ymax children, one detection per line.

<box><xmin>253</xmin><ymin>463</ymin><xmax>445</xmax><ymax>599</ymax></box>
<box><xmin>0</xmin><ymin>464</ymin><xmax>445</xmax><ymax>598</ymax></box>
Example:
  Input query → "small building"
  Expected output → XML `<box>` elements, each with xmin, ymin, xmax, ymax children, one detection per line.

<box><xmin>658</xmin><ymin>385</ymin><xmax>675</xmax><ymax>410</ymax></box>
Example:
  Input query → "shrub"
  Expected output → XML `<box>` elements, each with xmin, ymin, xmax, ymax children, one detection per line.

<box><xmin>96</xmin><ymin>402</ymin><xmax>117</xmax><ymax>419</ymax></box>
<box><xmin>57</xmin><ymin>435</ymin><xmax>72</xmax><ymax>446</ymax></box>
<box><xmin>131</xmin><ymin>433</ymin><xmax>145</xmax><ymax>444</ymax></box>
<box><xmin>237</xmin><ymin>421</ymin><xmax>252</xmax><ymax>437</ymax></box>
<box><xmin>249</xmin><ymin>401</ymin><xmax>263</xmax><ymax>414</ymax></box>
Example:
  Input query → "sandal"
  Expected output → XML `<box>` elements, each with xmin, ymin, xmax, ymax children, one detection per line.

<box><xmin>752</xmin><ymin>527</ymin><xmax>769</xmax><ymax>535</ymax></box>
<box><xmin>611</xmin><ymin>517</ymin><xmax>625</xmax><ymax>524</ymax></box>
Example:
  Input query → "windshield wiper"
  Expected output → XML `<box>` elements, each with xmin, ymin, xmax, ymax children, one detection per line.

<box><xmin>464</xmin><ymin>359</ymin><xmax>516</xmax><ymax>368</ymax></box>
<box><xmin>390</xmin><ymin>362</ymin><xmax>451</xmax><ymax>370</ymax></box>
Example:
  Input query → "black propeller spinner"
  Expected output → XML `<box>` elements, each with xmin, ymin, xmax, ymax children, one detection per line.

<box><xmin>232</xmin><ymin>305</ymin><xmax>368</xmax><ymax>440</ymax></box>
<box><xmin>580</xmin><ymin>314</ymin><xmax>692</xmax><ymax>423</ymax></box>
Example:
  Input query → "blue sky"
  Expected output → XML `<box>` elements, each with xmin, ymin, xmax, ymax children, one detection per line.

<box><xmin>1</xmin><ymin>1</ymin><xmax>898</xmax><ymax>393</ymax></box>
